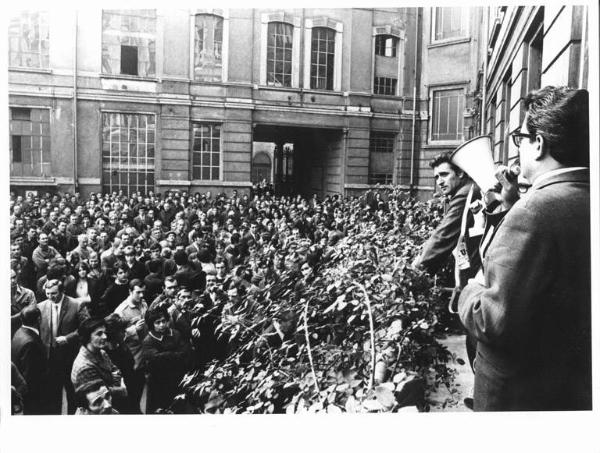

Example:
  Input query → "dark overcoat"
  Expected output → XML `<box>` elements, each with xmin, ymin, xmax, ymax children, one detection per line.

<box><xmin>458</xmin><ymin>169</ymin><xmax>591</xmax><ymax>411</ymax></box>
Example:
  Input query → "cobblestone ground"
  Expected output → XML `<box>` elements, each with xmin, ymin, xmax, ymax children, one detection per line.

<box><xmin>427</xmin><ymin>334</ymin><xmax>474</xmax><ymax>412</ymax></box>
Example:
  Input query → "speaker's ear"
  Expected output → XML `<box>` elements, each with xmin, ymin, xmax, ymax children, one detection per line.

<box><xmin>451</xmin><ymin>136</ymin><xmax>497</xmax><ymax>193</ymax></box>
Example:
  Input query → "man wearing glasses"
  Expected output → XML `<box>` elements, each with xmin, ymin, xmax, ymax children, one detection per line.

<box><xmin>458</xmin><ymin>86</ymin><xmax>590</xmax><ymax>411</ymax></box>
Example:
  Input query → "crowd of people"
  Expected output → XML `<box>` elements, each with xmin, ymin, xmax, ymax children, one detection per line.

<box><xmin>10</xmin><ymin>182</ymin><xmax>394</xmax><ymax>415</ymax></box>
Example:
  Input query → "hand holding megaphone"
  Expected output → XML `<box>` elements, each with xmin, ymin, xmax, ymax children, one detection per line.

<box><xmin>485</xmin><ymin>164</ymin><xmax>521</xmax><ymax>210</ymax></box>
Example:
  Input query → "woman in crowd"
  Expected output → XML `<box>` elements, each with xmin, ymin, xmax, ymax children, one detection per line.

<box><xmin>141</xmin><ymin>306</ymin><xmax>192</xmax><ymax>413</ymax></box>
<box><xmin>71</xmin><ymin>318</ymin><xmax>128</xmax><ymax>413</ymax></box>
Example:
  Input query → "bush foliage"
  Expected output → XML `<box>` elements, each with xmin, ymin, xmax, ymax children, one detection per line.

<box><xmin>178</xmin><ymin>188</ymin><xmax>455</xmax><ymax>414</ymax></box>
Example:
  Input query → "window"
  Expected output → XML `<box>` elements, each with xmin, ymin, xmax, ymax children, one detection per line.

<box><xmin>433</xmin><ymin>7</ymin><xmax>467</xmax><ymax>41</ymax></box>
<box><xmin>8</xmin><ymin>11</ymin><xmax>49</xmax><ymax>69</ymax></box>
<box><xmin>374</xmin><ymin>77</ymin><xmax>397</xmax><ymax>96</ymax></box>
<box><xmin>526</xmin><ymin>26</ymin><xmax>543</xmax><ymax>93</ymax></box>
<box><xmin>369</xmin><ymin>132</ymin><xmax>395</xmax><ymax>153</ymax></box>
<box><xmin>12</xmin><ymin>108</ymin><xmax>31</xmax><ymax>121</ymax></box>
<box><xmin>102</xmin><ymin>113</ymin><xmax>155</xmax><ymax>196</ymax></box>
<box><xmin>431</xmin><ymin>88</ymin><xmax>464</xmax><ymax>142</ymax></box>
<box><xmin>369</xmin><ymin>132</ymin><xmax>395</xmax><ymax>184</ymax></box>
<box><xmin>194</xmin><ymin>14</ymin><xmax>223</xmax><ymax>82</ymax></box>
<box><xmin>368</xmin><ymin>173</ymin><xmax>393</xmax><ymax>185</ymax></box>
<box><xmin>12</xmin><ymin>136</ymin><xmax>23</xmax><ymax>163</ymax></box>
<box><xmin>102</xmin><ymin>10</ymin><xmax>156</xmax><ymax>78</ymax></box>
<box><xmin>192</xmin><ymin>123</ymin><xmax>221</xmax><ymax>181</ymax></box>
<box><xmin>120</xmin><ymin>45</ymin><xmax>138</xmax><ymax>76</ymax></box>
<box><xmin>310</xmin><ymin>27</ymin><xmax>335</xmax><ymax>90</ymax></box>
<box><xmin>375</xmin><ymin>35</ymin><xmax>397</xmax><ymax>57</ymax></box>
<box><xmin>9</xmin><ymin>107</ymin><xmax>51</xmax><ymax>177</ymax></box>
<box><xmin>266</xmin><ymin>22</ymin><xmax>293</xmax><ymax>87</ymax></box>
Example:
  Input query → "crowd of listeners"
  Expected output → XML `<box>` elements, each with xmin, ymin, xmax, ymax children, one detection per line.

<box><xmin>10</xmin><ymin>182</ymin><xmax>396</xmax><ymax>415</ymax></box>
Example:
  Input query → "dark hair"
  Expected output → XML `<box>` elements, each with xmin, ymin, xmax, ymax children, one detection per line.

<box><xmin>78</xmin><ymin>318</ymin><xmax>106</xmax><ymax>345</ymax></box>
<box><xmin>113</xmin><ymin>261</ymin><xmax>129</xmax><ymax>275</ymax></box>
<box><xmin>147</xmin><ymin>259</ymin><xmax>162</xmax><ymax>274</ymax></box>
<box><xmin>75</xmin><ymin>261</ymin><xmax>90</xmax><ymax>274</ymax></box>
<box><xmin>46</xmin><ymin>264</ymin><xmax>66</xmax><ymax>281</ymax></box>
<box><xmin>75</xmin><ymin>379</ymin><xmax>107</xmax><ymax>407</ymax></box>
<box><xmin>429</xmin><ymin>152</ymin><xmax>461</xmax><ymax>173</ymax></box>
<box><xmin>145</xmin><ymin>306</ymin><xmax>170</xmax><ymax>331</ymax></box>
<box><xmin>21</xmin><ymin>306</ymin><xmax>41</xmax><ymax>327</ymax></box>
<box><xmin>174</xmin><ymin>249</ymin><xmax>188</xmax><ymax>266</ymax></box>
<box><xmin>524</xmin><ymin>86</ymin><xmax>589</xmax><ymax>166</ymax></box>
<box><xmin>129</xmin><ymin>279</ymin><xmax>144</xmax><ymax>292</ymax></box>
<box><xmin>104</xmin><ymin>313</ymin><xmax>128</xmax><ymax>340</ymax></box>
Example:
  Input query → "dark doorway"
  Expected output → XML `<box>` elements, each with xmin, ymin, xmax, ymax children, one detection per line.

<box><xmin>252</xmin><ymin>125</ymin><xmax>344</xmax><ymax>197</ymax></box>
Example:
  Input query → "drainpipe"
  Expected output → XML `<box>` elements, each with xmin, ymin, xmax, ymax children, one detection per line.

<box><xmin>409</xmin><ymin>8</ymin><xmax>420</xmax><ymax>189</ymax></box>
<box><xmin>481</xmin><ymin>7</ymin><xmax>489</xmax><ymax>133</ymax></box>
<box><xmin>72</xmin><ymin>10</ymin><xmax>78</xmax><ymax>193</ymax></box>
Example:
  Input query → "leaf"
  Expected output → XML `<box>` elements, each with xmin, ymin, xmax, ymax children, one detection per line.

<box><xmin>393</xmin><ymin>371</ymin><xmax>407</xmax><ymax>384</ymax></box>
<box><xmin>362</xmin><ymin>399</ymin><xmax>383</xmax><ymax>412</ymax></box>
<box><xmin>374</xmin><ymin>384</ymin><xmax>396</xmax><ymax>410</ymax></box>
<box><xmin>323</xmin><ymin>301</ymin><xmax>338</xmax><ymax>314</ymax></box>
<box><xmin>389</xmin><ymin>319</ymin><xmax>403</xmax><ymax>334</ymax></box>
<box><xmin>327</xmin><ymin>404</ymin><xmax>343</xmax><ymax>414</ymax></box>
<box><xmin>345</xmin><ymin>395</ymin><xmax>359</xmax><ymax>413</ymax></box>
<box><xmin>381</xmin><ymin>274</ymin><xmax>393</xmax><ymax>282</ymax></box>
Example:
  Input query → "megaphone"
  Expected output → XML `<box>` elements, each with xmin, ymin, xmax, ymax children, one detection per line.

<box><xmin>450</xmin><ymin>135</ymin><xmax>498</xmax><ymax>193</ymax></box>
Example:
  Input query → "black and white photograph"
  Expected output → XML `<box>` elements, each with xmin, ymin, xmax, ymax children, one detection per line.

<box><xmin>2</xmin><ymin>2</ymin><xmax>599</xmax><ymax>452</ymax></box>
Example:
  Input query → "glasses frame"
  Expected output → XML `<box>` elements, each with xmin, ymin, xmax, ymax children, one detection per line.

<box><xmin>510</xmin><ymin>128</ymin><xmax>536</xmax><ymax>148</ymax></box>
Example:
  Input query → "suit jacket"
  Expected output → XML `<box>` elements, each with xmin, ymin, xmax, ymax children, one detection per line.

<box><xmin>11</xmin><ymin>327</ymin><xmax>48</xmax><ymax>414</ymax></box>
<box><xmin>458</xmin><ymin>168</ymin><xmax>591</xmax><ymax>411</ymax></box>
<box><xmin>417</xmin><ymin>183</ymin><xmax>482</xmax><ymax>282</ymax></box>
<box><xmin>37</xmin><ymin>295</ymin><xmax>90</xmax><ymax>363</ymax></box>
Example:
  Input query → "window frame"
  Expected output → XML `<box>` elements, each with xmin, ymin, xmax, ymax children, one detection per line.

<box><xmin>431</xmin><ymin>7</ymin><xmax>469</xmax><ymax>44</ymax></box>
<box><xmin>9</xmin><ymin>106</ymin><xmax>52</xmax><ymax>178</ymax></box>
<box><xmin>101</xmin><ymin>111</ymin><xmax>156</xmax><ymax>196</ymax></box>
<box><xmin>309</xmin><ymin>26</ymin><xmax>336</xmax><ymax>91</ymax></box>
<box><xmin>303</xmin><ymin>17</ymin><xmax>343</xmax><ymax>92</ymax></box>
<box><xmin>101</xmin><ymin>9</ymin><xmax>157</xmax><ymax>79</ymax></box>
<box><xmin>8</xmin><ymin>11</ymin><xmax>50</xmax><ymax>70</ymax></box>
<box><xmin>373</xmin><ymin>76</ymin><xmax>398</xmax><ymax>96</ymax></box>
<box><xmin>191</xmin><ymin>122</ymin><xmax>222</xmax><ymax>182</ymax></box>
<box><xmin>375</xmin><ymin>34</ymin><xmax>398</xmax><ymax>57</ymax></box>
<box><xmin>266</xmin><ymin>21</ymin><xmax>294</xmax><ymax>88</ymax></box>
<box><xmin>429</xmin><ymin>85</ymin><xmax>466</xmax><ymax>144</ymax></box>
<box><xmin>192</xmin><ymin>12</ymin><xmax>226</xmax><ymax>83</ymax></box>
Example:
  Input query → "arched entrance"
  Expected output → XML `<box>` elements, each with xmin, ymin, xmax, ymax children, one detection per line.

<box><xmin>252</xmin><ymin>151</ymin><xmax>272</xmax><ymax>184</ymax></box>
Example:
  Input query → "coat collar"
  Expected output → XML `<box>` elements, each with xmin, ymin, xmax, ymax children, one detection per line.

<box><xmin>532</xmin><ymin>167</ymin><xmax>589</xmax><ymax>190</ymax></box>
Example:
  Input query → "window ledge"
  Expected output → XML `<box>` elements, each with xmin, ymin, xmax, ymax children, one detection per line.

<box><xmin>372</xmin><ymin>93</ymin><xmax>402</xmax><ymax>99</ymax></box>
<box><xmin>10</xmin><ymin>176</ymin><xmax>57</xmax><ymax>186</ymax></box>
<box><xmin>100</xmin><ymin>74</ymin><xmax>159</xmax><ymax>83</ymax></box>
<box><xmin>423</xmin><ymin>142</ymin><xmax>463</xmax><ymax>149</ymax></box>
<box><xmin>190</xmin><ymin>180</ymin><xmax>253</xmax><ymax>187</ymax></box>
<box><xmin>428</xmin><ymin>37</ymin><xmax>471</xmax><ymax>49</ymax></box>
<box><xmin>9</xmin><ymin>67</ymin><xmax>52</xmax><ymax>74</ymax></box>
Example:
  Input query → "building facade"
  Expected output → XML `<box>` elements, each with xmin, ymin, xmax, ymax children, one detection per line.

<box><xmin>477</xmin><ymin>5</ymin><xmax>589</xmax><ymax>167</ymax></box>
<box><xmin>15</xmin><ymin>7</ymin><xmax>578</xmax><ymax>199</ymax></box>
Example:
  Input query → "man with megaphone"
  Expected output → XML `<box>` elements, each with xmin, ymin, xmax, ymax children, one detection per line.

<box><xmin>412</xmin><ymin>151</ymin><xmax>485</xmax><ymax>384</ymax></box>
<box><xmin>456</xmin><ymin>86</ymin><xmax>591</xmax><ymax>411</ymax></box>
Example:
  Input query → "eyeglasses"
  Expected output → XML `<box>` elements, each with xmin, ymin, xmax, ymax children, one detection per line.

<box><xmin>510</xmin><ymin>128</ymin><xmax>536</xmax><ymax>147</ymax></box>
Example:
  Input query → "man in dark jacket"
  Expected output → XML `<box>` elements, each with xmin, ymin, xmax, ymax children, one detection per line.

<box><xmin>11</xmin><ymin>306</ymin><xmax>48</xmax><ymax>414</ymax></box>
<box><xmin>38</xmin><ymin>279</ymin><xmax>90</xmax><ymax>414</ymax></box>
<box><xmin>413</xmin><ymin>152</ymin><xmax>484</xmax><ymax>375</ymax></box>
<box><xmin>458</xmin><ymin>86</ymin><xmax>591</xmax><ymax>411</ymax></box>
